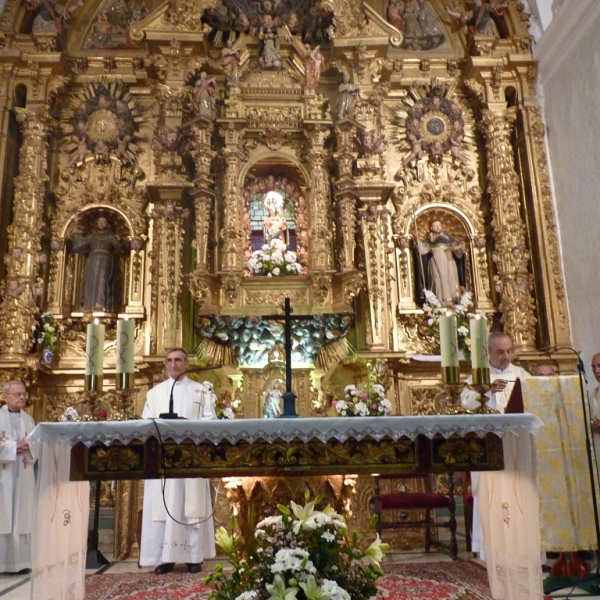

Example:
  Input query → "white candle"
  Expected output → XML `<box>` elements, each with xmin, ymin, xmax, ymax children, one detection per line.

<box><xmin>116</xmin><ymin>319</ymin><xmax>135</xmax><ymax>374</ymax></box>
<box><xmin>469</xmin><ymin>315</ymin><xmax>489</xmax><ymax>370</ymax></box>
<box><xmin>439</xmin><ymin>312</ymin><xmax>459</xmax><ymax>368</ymax></box>
<box><xmin>85</xmin><ymin>320</ymin><xmax>105</xmax><ymax>376</ymax></box>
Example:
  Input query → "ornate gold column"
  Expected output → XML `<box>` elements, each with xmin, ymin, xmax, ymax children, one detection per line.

<box><xmin>187</xmin><ymin>116</ymin><xmax>219</xmax><ymax>313</ymax></box>
<box><xmin>218</xmin><ymin>123</ymin><xmax>246</xmax><ymax>309</ymax></box>
<box><xmin>518</xmin><ymin>103</ymin><xmax>571</xmax><ymax>350</ymax></box>
<box><xmin>304</xmin><ymin>124</ymin><xmax>333</xmax><ymax>306</ymax></box>
<box><xmin>149</xmin><ymin>202</ymin><xmax>187</xmax><ymax>353</ymax></box>
<box><xmin>480</xmin><ymin>108</ymin><xmax>536</xmax><ymax>351</ymax></box>
<box><xmin>331</xmin><ymin>120</ymin><xmax>366</xmax><ymax>310</ymax></box>
<box><xmin>360</xmin><ymin>205</ymin><xmax>394</xmax><ymax>350</ymax></box>
<box><xmin>333</xmin><ymin>121</ymin><xmax>358</xmax><ymax>272</ymax></box>
<box><xmin>0</xmin><ymin>106</ymin><xmax>52</xmax><ymax>358</ymax></box>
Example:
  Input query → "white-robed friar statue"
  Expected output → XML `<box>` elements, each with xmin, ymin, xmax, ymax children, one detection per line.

<box><xmin>140</xmin><ymin>348</ymin><xmax>217</xmax><ymax>575</ymax></box>
<box><xmin>0</xmin><ymin>380</ymin><xmax>36</xmax><ymax>574</ymax></box>
<box><xmin>460</xmin><ymin>332</ymin><xmax>530</xmax><ymax>560</ymax></box>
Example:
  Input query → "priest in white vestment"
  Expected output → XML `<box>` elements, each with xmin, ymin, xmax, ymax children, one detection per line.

<box><xmin>0</xmin><ymin>380</ymin><xmax>36</xmax><ymax>574</ymax></box>
<box><xmin>461</xmin><ymin>332</ymin><xmax>530</xmax><ymax>559</ymax></box>
<box><xmin>140</xmin><ymin>348</ymin><xmax>217</xmax><ymax>574</ymax></box>
<box><xmin>589</xmin><ymin>352</ymin><xmax>600</xmax><ymax>478</ymax></box>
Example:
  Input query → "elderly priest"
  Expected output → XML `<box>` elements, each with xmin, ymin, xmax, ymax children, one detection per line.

<box><xmin>461</xmin><ymin>331</ymin><xmax>529</xmax><ymax>413</ymax></box>
<box><xmin>139</xmin><ymin>348</ymin><xmax>217</xmax><ymax>575</ymax></box>
<box><xmin>0</xmin><ymin>380</ymin><xmax>36</xmax><ymax>574</ymax></box>
<box><xmin>460</xmin><ymin>332</ymin><xmax>530</xmax><ymax>561</ymax></box>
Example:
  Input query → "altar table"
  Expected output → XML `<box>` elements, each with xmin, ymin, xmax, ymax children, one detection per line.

<box><xmin>26</xmin><ymin>414</ymin><xmax>542</xmax><ymax>600</ymax></box>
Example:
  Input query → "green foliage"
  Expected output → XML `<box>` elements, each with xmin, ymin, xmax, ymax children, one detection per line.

<box><xmin>206</xmin><ymin>497</ymin><xmax>388</xmax><ymax>600</ymax></box>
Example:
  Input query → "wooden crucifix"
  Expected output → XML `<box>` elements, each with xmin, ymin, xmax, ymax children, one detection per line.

<box><xmin>262</xmin><ymin>297</ymin><xmax>313</xmax><ymax>418</ymax></box>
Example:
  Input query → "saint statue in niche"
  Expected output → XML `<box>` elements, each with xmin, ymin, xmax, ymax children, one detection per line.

<box><xmin>263</xmin><ymin>382</ymin><xmax>283</xmax><ymax>418</ymax></box>
<box><xmin>415</xmin><ymin>218</ymin><xmax>467</xmax><ymax>305</ymax></box>
<box><xmin>243</xmin><ymin>163</ymin><xmax>309</xmax><ymax>276</ymax></box>
<box><xmin>70</xmin><ymin>213</ymin><xmax>124</xmax><ymax>312</ymax></box>
<box><xmin>263</xmin><ymin>191</ymin><xmax>289</xmax><ymax>246</ymax></box>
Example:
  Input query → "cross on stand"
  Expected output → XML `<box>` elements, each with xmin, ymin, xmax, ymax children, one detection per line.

<box><xmin>263</xmin><ymin>297</ymin><xmax>313</xmax><ymax>418</ymax></box>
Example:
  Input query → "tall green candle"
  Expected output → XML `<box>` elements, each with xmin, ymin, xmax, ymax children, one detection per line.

<box><xmin>116</xmin><ymin>319</ymin><xmax>135</xmax><ymax>374</ymax></box>
<box><xmin>85</xmin><ymin>321</ymin><xmax>105</xmax><ymax>376</ymax></box>
<box><xmin>469</xmin><ymin>315</ymin><xmax>489</xmax><ymax>370</ymax></box>
<box><xmin>439</xmin><ymin>313</ymin><xmax>459</xmax><ymax>368</ymax></box>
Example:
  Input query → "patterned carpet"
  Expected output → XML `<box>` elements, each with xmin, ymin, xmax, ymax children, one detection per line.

<box><xmin>85</xmin><ymin>561</ymin><xmax>493</xmax><ymax>600</ymax></box>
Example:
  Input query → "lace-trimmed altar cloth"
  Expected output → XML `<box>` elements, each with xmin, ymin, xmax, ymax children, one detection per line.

<box><xmin>26</xmin><ymin>414</ymin><xmax>542</xmax><ymax>600</ymax></box>
<box><xmin>27</xmin><ymin>413</ymin><xmax>542</xmax><ymax>448</ymax></box>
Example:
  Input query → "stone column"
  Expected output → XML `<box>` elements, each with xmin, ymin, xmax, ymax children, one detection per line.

<box><xmin>0</xmin><ymin>106</ymin><xmax>52</xmax><ymax>357</ymax></box>
<box><xmin>480</xmin><ymin>108</ymin><xmax>536</xmax><ymax>351</ymax></box>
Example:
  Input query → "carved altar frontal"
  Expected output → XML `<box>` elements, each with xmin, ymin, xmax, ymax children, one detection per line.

<box><xmin>58</xmin><ymin>415</ymin><xmax>533</xmax><ymax>481</ymax></box>
<box><xmin>71</xmin><ymin>431</ymin><xmax>504</xmax><ymax>480</ymax></box>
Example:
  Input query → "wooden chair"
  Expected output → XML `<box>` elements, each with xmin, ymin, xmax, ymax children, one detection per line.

<box><xmin>370</xmin><ymin>473</ymin><xmax>458</xmax><ymax>560</ymax></box>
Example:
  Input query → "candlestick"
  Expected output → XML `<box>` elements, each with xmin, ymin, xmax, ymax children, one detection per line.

<box><xmin>439</xmin><ymin>313</ymin><xmax>459</xmax><ymax>383</ymax></box>
<box><xmin>85</xmin><ymin>320</ymin><xmax>104</xmax><ymax>391</ymax></box>
<box><xmin>469</xmin><ymin>315</ymin><xmax>489</xmax><ymax>370</ymax></box>
<box><xmin>116</xmin><ymin>319</ymin><xmax>135</xmax><ymax>389</ymax></box>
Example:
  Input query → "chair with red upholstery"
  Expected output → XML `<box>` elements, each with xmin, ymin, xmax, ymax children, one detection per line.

<box><xmin>370</xmin><ymin>473</ymin><xmax>458</xmax><ymax>560</ymax></box>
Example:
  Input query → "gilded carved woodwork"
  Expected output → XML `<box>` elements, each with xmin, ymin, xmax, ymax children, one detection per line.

<box><xmin>0</xmin><ymin>107</ymin><xmax>52</xmax><ymax>357</ymax></box>
<box><xmin>149</xmin><ymin>202</ymin><xmax>186</xmax><ymax>352</ymax></box>
<box><xmin>0</xmin><ymin>0</ymin><xmax>576</xmax><ymax>560</ymax></box>
<box><xmin>479</xmin><ymin>108</ymin><xmax>536</xmax><ymax>350</ymax></box>
<box><xmin>361</xmin><ymin>205</ymin><xmax>395</xmax><ymax>350</ymax></box>
<box><xmin>519</xmin><ymin>104</ymin><xmax>570</xmax><ymax>347</ymax></box>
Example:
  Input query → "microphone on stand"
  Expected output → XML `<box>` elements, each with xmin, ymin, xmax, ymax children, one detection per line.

<box><xmin>548</xmin><ymin>346</ymin><xmax>587</xmax><ymax>383</ymax></box>
<box><xmin>159</xmin><ymin>364</ymin><xmax>222</xmax><ymax>419</ymax></box>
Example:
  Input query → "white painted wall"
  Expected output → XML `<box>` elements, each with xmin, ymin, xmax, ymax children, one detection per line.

<box><xmin>535</xmin><ymin>0</ymin><xmax>600</xmax><ymax>376</ymax></box>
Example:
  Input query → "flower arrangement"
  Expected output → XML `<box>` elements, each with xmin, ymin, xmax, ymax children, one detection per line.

<box><xmin>217</xmin><ymin>401</ymin><xmax>235</xmax><ymax>420</ymax></box>
<box><xmin>35</xmin><ymin>312</ymin><xmax>63</xmax><ymax>351</ymax></box>
<box><xmin>205</xmin><ymin>493</ymin><xmax>388</xmax><ymax>600</ymax></box>
<box><xmin>333</xmin><ymin>381</ymin><xmax>392</xmax><ymax>417</ymax></box>
<box><xmin>248</xmin><ymin>239</ymin><xmax>303</xmax><ymax>277</ymax></box>
<box><xmin>422</xmin><ymin>290</ymin><xmax>474</xmax><ymax>359</ymax></box>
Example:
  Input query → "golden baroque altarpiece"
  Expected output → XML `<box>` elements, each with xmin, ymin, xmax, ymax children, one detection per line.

<box><xmin>0</xmin><ymin>0</ymin><xmax>573</xmax><ymax>557</ymax></box>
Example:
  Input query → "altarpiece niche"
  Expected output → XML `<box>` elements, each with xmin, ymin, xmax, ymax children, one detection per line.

<box><xmin>243</xmin><ymin>159</ymin><xmax>308</xmax><ymax>277</ymax></box>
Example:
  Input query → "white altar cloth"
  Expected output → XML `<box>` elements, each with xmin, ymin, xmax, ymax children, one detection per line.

<box><xmin>26</xmin><ymin>414</ymin><xmax>542</xmax><ymax>600</ymax></box>
<box><xmin>28</xmin><ymin>413</ymin><xmax>542</xmax><ymax>447</ymax></box>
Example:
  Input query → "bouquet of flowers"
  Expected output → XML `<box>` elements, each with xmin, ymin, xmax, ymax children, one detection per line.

<box><xmin>216</xmin><ymin>399</ymin><xmax>235</xmax><ymax>420</ymax></box>
<box><xmin>247</xmin><ymin>239</ymin><xmax>303</xmax><ymax>277</ymax></box>
<box><xmin>35</xmin><ymin>312</ymin><xmax>63</xmax><ymax>350</ymax></box>
<box><xmin>205</xmin><ymin>493</ymin><xmax>388</xmax><ymax>600</ymax></box>
<box><xmin>333</xmin><ymin>382</ymin><xmax>392</xmax><ymax>417</ymax></box>
<box><xmin>422</xmin><ymin>290</ymin><xmax>474</xmax><ymax>359</ymax></box>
